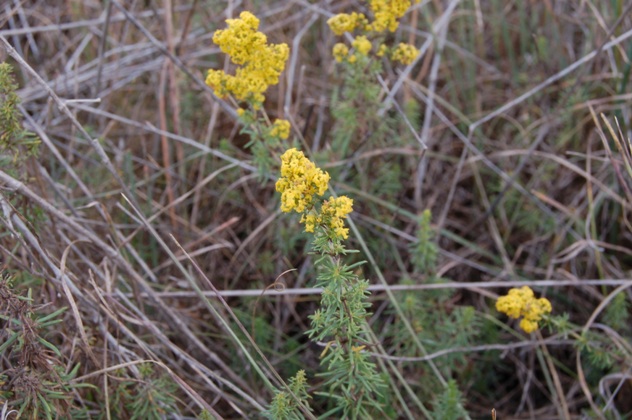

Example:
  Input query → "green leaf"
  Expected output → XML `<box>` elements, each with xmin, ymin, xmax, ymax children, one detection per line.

<box><xmin>0</xmin><ymin>331</ymin><xmax>18</xmax><ymax>353</ymax></box>
<box><xmin>37</xmin><ymin>336</ymin><xmax>62</xmax><ymax>357</ymax></box>
<box><xmin>37</xmin><ymin>306</ymin><xmax>68</xmax><ymax>325</ymax></box>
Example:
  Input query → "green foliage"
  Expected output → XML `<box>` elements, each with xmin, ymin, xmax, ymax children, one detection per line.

<box><xmin>328</xmin><ymin>53</ymin><xmax>413</xmax><ymax>176</ymax></box>
<box><xmin>411</xmin><ymin>209</ymin><xmax>439</xmax><ymax>275</ymax></box>
<box><xmin>430</xmin><ymin>379</ymin><xmax>468</xmax><ymax>419</ymax></box>
<box><xmin>306</xmin><ymin>229</ymin><xmax>385</xmax><ymax>417</ymax></box>
<box><xmin>547</xmin><ymin>313</ymin><xmax>572</xmax><ymax>338</ymax></box>
<box><xmin>0</xmin><ymin>62</ymin><xmax>39</xmax><ymax>178</ymax></box>
<box><xmin>330</xmin><ymin>56</ymin><xmax>385</xmax><ymax>154</ymax></box>
<box><xmin>576</xmin><ymin>331</ymin><xmax>616</xmax><ymax>371</ymax></box>
<box><xmin>264</xmin><ymin>370</ymin><xmax>312</xmax><ymax>420</ymax></box>
<box><xmin>326</xmin><ymin>50</ymin><xmax>415</xmax><ymax>231</ymax></box>
<box><xmin>371</xmin><ymin>161</ymin><xmax>403</xmax><ymax>202</ymax></box>
<box><xmin>0</xmin><ymin>273</ymin><xmax>178</xmax><ymax>420</ymax></box>
<box><xmin>542</xmin><ymin>312</ymin><xmax>632</xmax><ymax>407</ymax></box>
<box><xmin>90</xmin><ymin>364</ymin><xmax>178</xmax><ymax>420</ymax></box>
<box><xmin>0</xmin><ymin>275</ymin><xmax>75</xmax><ymax>419</ymax></box>
<box><xmin>316</xmin><ymin>347</ymin><xmax>384</xmax><ymax>419</ymax></box>
<box><xmin>0</xmin><ymin>62</ymin><xmax>45</xmax><ymax>230</ymax></box>
<box><xmin>308</xmin><ymin>257</ymin><xmax>371</xmax><ymax>342</ymax></box>
<box><xmin>238</xmin><ymin>108</ymin><xmax>291</xmax><ymax>180</ymax></box>
<box><xmin>230</xmin><ymin>308</ymin><xmax>303</xmax><ymax>378</ymax></box>
<box><xmin>127</xmin><ymin>364</ymin><xmax>178</xmax><ymax>420</ymax></box>
<box><xmin>379</xmin><ymin>210</ymin><xmax>476</xmax><ymax>413</ymax></box>
<box><xmin>197</xmin><ymin>409</ymin><xmax>217</xmax><ymax>420</ymax></box>
<box><xmin>485</xmin><ymin>173</ymin><xmax>558</xmax><ymax>244</ymax></box>
<box><xmin>603</xmin><ymin>292</ymin><xmax>630</xmax><ymax>332</ymax></box>
<box><xmin>388</xmin><ymin>276</ymin><xmax>480</xmax><ymax>373</ymax></box>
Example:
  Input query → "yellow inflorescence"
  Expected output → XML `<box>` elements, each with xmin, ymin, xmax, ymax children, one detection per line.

<box><xmin>205</xmin><ymin>12</ymin><xmax>289</xmax><ymax>106</ymax></box>
<box><xmin>352</xmin><ymin>36</ymin><xmax>372</xmax><ymax>56</ymax></box>
<box><xmin>276</xmin><ymin>148</ymin><xmax>330</xmax><ymax>214</ymax></box>
<box><xmin>327</xmin><ymin>12</ymin><xmax>368</xmax><ymax>36</ymax></box>
<box><xmin>277</xmin><ymin>149</ymin><xmax>354</xmax><ymax>239</ymax></box>
<box><xmin>367</xmin><ymin>0</ymin><xmax>417</xmax><ymax>32</ymax></box>
<box><xmin>391</xmin><ymin>42</ymin><xmax>419</xmax><ymax>65</ymax></box>
<box><xmin>270</xmin><ymin>119</ymin><xmax>291</xmax><ymax>140</ymax></box>
<box><xmin>333</xmin><ymin>43</ymin><xmax>350</xmax><ymax>63</ymax></box>
<box><xmin>320</xmin><ymin>196</ymin><xmax>354</xmax><ymax>239</ymax></box>
<box><xmin>212</xmin><ymin>12</ymin><xmax>265</xmax><ymax>65</ymax></box>
<box><xmin>301</xmin><ymin>196</ymin><xmax>354</xmax><ymax>239</ymax></box>
<box><xmin>327</xmin><ymin>1</ymin><xmax>419</xmax><ymax>66</ymax></box>
<box><xmin>496</xmin><ymin>286</ymin><xmax>552</xmax><ymax>333</ymax></box>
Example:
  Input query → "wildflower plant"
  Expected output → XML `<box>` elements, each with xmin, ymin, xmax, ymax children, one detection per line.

<box><xmin>264</xmin><ymin>370</ymin><xmax>312</xmax><ymax>419</ymax></box>
<box><xmin>207</xmin><ymin>12</ymin><xmax>387</xmax><ymax>416</ymax></box>
<box><xmin>267</xmin><ymin>4</ymin><xmax>427</xmax><ymax>415</ymax></box>
<box><xmin>326</xmin><ymin>0</ymin><xmax>420</xmax><ymax>65</ymax></box>
<box><xmin>325</xmin><ymin>0</ymin><xmax>420</xmax><ymax>208</ymax></box>
<box><xmin>276</xmin><ymin>148</ymin><xmax>384</xmax><ymax>417</ymax></box>
<box><xmin>206</xmin><ymin>12</ymin><xmax>291</xmax><ymax>175</ymax></box>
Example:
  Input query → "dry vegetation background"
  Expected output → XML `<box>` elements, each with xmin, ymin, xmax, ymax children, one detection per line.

<box><xmin>1</xmin><ymin>0</ymin><xmax>632</xmax><ymax>419</ymax></box>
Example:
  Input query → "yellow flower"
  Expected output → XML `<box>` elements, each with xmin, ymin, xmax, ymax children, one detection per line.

<box><xmin>367</xmin><ymin>0</ymin><xmax>415</xmax><ymax>32</ymax></box>
<box><xmin>301</xmin><ymin>213</ymin><xmax>320</xmax><ymax>233</ymax></box>
<box><xmin>270</xmin><ymin>119</ymin><xmax>291</xmax><ymax>140</ymax></box>
<box><xmin>519</xmin><ymin>319</ymin><xmax>539</xmax><ymax>334</ymax></box>
<box><xmin>319</xmin><ymin>196</ymin><xmax>354</xmax><ymax>239</ymax></box>
<box><xmin>376</xmin><ymin>44</ymin><xmax>389</xmax><ymax>57</ymax></box>
<box><xmin>276</xmin><ymin>149</ymin><xmax>354</xmax><ymax>239</ymax></box>
<box><xmin>299</xmin><ymin>197</ymin><xmax>353</xmax><ymax>238</ymax></box>
<box><xmin>276</xmin><ymin>150</ymin><xmax>354</xmax><ymax>239</ymax></box>
<box><xmin>212</xmin><ymin>12</ymin><xmax>266</xmax><ymax>65</ymax></box>
<box><xmin>332</xmin><ymin>43</ymin><xmax>349</xmax><ymax>63</ymax></box>
<box><xmin>352</xmin><ymin>36</ymin><xmax>372</xmax><ymax>56</ymax></box>
<box><xmin>496</xmin><ymin>286</ymin><xmax>552</xmax><ymax>333</ymax></box>
<box><xmin>327</xmin><ymin>12</ymin><xmax>367</xmax><ymax>36</ymax></box>
<box><xmin>276</xmin><ymin>148</ymin><xmax>330</xmax><ymax>214</ymax></box>
<box><xmin>206</xmin><ymin>12</ymin><xmax>289</xmax><ymax>106</ymax></box>
<box><xmin>391</xmin><ymin>42</ymin><xmax>419</xmax><ymax>65</ymax></box>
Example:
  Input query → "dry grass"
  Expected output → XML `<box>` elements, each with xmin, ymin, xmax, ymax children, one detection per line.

<box><xmin>1</xmin><ymin>0</ymin><xmax>632</xmax><ymax>418</ymax></box>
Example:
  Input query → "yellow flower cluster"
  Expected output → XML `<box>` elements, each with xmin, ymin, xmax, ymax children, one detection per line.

<box><xmin>333</xmin><ymin>43</ymin><xmax>350</xmax><ymax>63</ymax></box>
<box><xmin>270</xmin><ymin>119</ymin><xmax>291</xmax><ymax>140</ymax></box>
<box><xmin>327</xmin><ymin>12</ymin><xmax>368</xmax><ymax>36</ymax></box>
<box><xmin>327</xmin><ymin>1</ymin><xmax>417</xmax><ymax>35</ymax></box>
<box><xmin>352</xmin><ymin>36</ymin><xmax>372</xmax><ymax>56</ymax></box>
<box><xmin>277</xmin><ymin>149</ymin><xmax>354</xmax><ymax>239</ymax></box>
<box><xmin>276</xmin><ymin>148</ymin><xmax>330</xmax><ymax>213</ymax></box>
<box><xmin>322</xmin><ymin>196</ymin><xmax>354</xmax><ymax>239</ymax></box>
<box><xmin>391</xmin><ymin>42</ymin><xmax>419</xmax><ymax>65</ymax></box>
<box><xmin>302</xmin><ymin>196</ymin><xmax>354</xmax><ymax>239</ymax></box>
<box><xmin>206</xmin><ymin>12</ymin><xmax>289</xmax><ymax>106</ymax></box>
<box><xmin>496</xmin><ymin>286</ymin><xmax>552</xmax><ymax>333</ymax></box>
<box><xmin>367</xmin><ymin>0</ymin><xmax>418</xmax><ymax>32</ymax></box>
<box><xmin>327</xmin><ymin>1</ymin><xmax>419</xmax><ymax>64</ymax></box>
<box><xmin>333</xmin><ymin>36</ymin><xmax>372</xmax><ymax>63</ymax></box>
